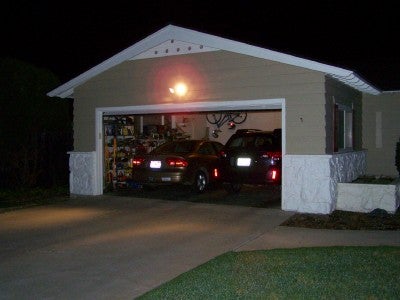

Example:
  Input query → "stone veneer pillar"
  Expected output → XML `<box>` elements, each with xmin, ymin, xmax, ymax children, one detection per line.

<box><xmin>68</xmin><ymin>151</ymin><xmax>98</xmax><ymax>195</ymax></box>
<box><xmin>282</xmin><ymin>151</ymin><xmax>366</xmax><ymax>214</ymax></box>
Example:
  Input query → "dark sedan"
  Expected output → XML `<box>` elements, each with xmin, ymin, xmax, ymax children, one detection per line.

<box><xmin>132</xmin><ymin>140</ymin><xmax>224</xmax><ymax>193</ymax></box>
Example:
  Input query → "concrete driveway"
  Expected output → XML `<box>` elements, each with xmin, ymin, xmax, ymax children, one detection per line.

<box><xmin>0</xmin><ymin>195</ymin><xmax>292</xmax><ymax>299</ymax></box>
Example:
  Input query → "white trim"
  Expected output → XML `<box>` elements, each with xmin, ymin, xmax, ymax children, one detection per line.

<box><xmin>95</xmin><ymin>109</ymin><xmax>104</xmax><ymax>195</ymax></box>
<box><xmin>94</xmin><ymin>98</ymin><xmax>285</xmax><ymax>195</ymax></box>
<box><xmin>100</xmin><ymin>99</ymin><xmax>284</xmax><ymax>115</ymax></box>
<box><xmin>47</xmin><ymin>25</ymin><xmax>380</xmax><ymax>98</ymax></box>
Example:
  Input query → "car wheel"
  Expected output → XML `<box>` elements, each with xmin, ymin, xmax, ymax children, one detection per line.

<box><xmin>192</xmin><ymin>171</ymin><xmax>207</xmax><ymax>193</ymax></box>
<box><xmin>224</xmin><ymin>182</ymin><xmax>242</xmax><ymax>193</ymax></box>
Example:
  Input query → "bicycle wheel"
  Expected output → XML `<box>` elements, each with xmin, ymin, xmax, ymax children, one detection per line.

<box><xmin>232</xmin><ymin>112</ymin><xmax>247</xmax><ymax>124</ymax></box>
<box><xmin>206</xmin><ymin>112</ymin><xmax>223</xmax><ymax>124</ymax></box>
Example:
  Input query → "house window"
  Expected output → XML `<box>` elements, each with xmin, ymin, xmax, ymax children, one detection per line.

<box><xmin>334</xmin><ymin>104</ymin><xmax>353</xmax><ymax>152</ymax></box>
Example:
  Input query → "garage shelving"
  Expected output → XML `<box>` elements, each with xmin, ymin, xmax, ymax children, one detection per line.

<box><xmin>103</xmin><ymin>114</ymin><xmax>192</xmax><ymax>191</ymax></box>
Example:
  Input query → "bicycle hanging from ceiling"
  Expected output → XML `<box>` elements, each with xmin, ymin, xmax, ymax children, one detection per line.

<box><xmin>206</xmin><ymin>111</ymin><xmax>247</xmax><ymax>138</ymax></box>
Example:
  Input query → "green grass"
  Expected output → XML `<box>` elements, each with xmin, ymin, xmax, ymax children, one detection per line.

<box><xmin>138</xmin><ymin>246</ymin><xmax>400</xmax><ymax>299</ymax></box>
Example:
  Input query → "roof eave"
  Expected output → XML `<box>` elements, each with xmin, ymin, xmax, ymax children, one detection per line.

<box><xmin>47</xmin><ymin>25</ymin><xmax>382</xmax><ymax>98</ymax></box>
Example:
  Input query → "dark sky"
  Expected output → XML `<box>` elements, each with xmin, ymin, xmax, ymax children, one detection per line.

<box><xmin>2</xmin><ymin>1</ymin><xmax>399</xmax><ymax>91</ymax></box>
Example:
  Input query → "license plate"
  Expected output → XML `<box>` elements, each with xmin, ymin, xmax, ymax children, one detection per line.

<box><xmin>237</xmin><ymin>157</ymin><xmax>251</xmax><ymax>166</ymax></box>
<box><xmin>150</xmin><ymin>161</ymin><xmax>161</xmax><ymax>168</ymax></box>
<box><xmin>162</xmin><ymin>177</ymin><xmax>171</xmax><ymax>182</ymax></box>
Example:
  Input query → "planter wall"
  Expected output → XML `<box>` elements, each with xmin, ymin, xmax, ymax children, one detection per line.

<box><xmin>336</xmin><ymin>178</ymin><xmax>400</xmax><ymax>214</ymax></box>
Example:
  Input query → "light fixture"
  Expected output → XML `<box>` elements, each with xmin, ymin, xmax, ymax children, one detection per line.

<box><xmin>169</xmin><ymin>82</ymin><xmax>188</xmax><ymax>97</ymax></box>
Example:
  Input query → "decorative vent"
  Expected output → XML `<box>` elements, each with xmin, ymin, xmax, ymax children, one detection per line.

<box><xmin>131</xmin><ymin>39</ymin><xmax>219</xmax><ymax>60</ymax></box>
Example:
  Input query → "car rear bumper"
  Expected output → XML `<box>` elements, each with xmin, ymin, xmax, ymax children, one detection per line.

<box><xmin>221</xmin><ymin>167</ymin><xmax>281</xmax><ymax>185</ymax></box>
<box><xmin>133</xmin><ymin>170</ymin><xmax>185</xmax><ymax>184</ymax></box>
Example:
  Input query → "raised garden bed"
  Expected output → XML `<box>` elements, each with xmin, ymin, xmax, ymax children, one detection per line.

<box><xmin>336</xmin><ymin>176</ymin><xmax>400</xmax><ymax>214</ymax></box>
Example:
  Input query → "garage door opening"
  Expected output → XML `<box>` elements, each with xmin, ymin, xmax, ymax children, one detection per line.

<box><xmin>100</xmin><ymin>106</ymin><xmax>283</xmax><ymax>208</ymax></box>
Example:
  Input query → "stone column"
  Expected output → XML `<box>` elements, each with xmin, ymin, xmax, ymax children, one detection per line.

<box><xmin>68</xmin><ymin>151</ymin><xmax>97</xmax><ymax>195</ymax></box>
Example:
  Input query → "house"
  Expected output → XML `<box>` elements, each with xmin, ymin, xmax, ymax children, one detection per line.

<box><xmin>48</xmin><ymin>25</ymin><xmax>400</xmax><ymax>214</ymax></box>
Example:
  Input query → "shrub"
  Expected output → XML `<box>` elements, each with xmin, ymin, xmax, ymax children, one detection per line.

<box><xmin>396</xmin><ymin>138</ymin><xmax>400</xmax><ymax>176</ymax></box>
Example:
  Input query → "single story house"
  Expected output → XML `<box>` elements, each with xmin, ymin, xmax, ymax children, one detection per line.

<box><xmin>48</xmin><ymin>25</ymin><xmax>400</xmax><ymax>214</ymax></box>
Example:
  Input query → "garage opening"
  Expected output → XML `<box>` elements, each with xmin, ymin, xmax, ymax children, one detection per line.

<box><xmin>100</xmin><ymin>105</ymin><xmax>283</xmax><ymax>208</ymax></box>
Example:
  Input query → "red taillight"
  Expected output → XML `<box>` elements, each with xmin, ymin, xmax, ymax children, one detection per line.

<box><xmin>213</xmin><ymin>168</ymin><xmax>219</xmax><ymax>178</ymax></box>
<box><xmin>132</xmin><ymin>157</ymin><xmax>145</xmax><ymax>166</ymax></box>
<box><xmin>262</xmin><ymin>151</ymin><xmax>282</xmax><ymax>160</ymax></box>
<box><xmin>166</xmin><ymin>158</ymin><xmax>188</xmax><ymax>167</ymax></box>
<box><xmin>267</xmin><ymin>168</ymin><xmax>280</xmax><ymax>181</ymax></box>
<box><xmin>219</xmin><ymin>150</ymin><xmax>227</xmax><ymax>158</ymax></box>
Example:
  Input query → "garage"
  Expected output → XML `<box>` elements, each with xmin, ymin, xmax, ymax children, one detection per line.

<box><xmin>49</xmin><ymin>25</ymin><xmax>377</xmax><ymax>214</ymax></box>
<box><xmin>98</xmin><ymin>101</ymin><xmax>283</xmax><ymax>204</ymax></box>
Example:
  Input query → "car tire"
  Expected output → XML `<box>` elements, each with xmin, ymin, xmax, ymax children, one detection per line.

<box><xmin>192</xmin><ymin>171</ymin><xmax>207</xmax><ymax>193</ymax></box>
<box><xmin>224</xmin><ymin>182</ymin><xmax>242</xmax><ymax>193</ymax></box>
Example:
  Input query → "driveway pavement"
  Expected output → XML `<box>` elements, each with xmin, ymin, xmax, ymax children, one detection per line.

<box><xmin>1</xmin><ymin>195</ymin><xmax>399</xmax><ymax>299</ymax></box>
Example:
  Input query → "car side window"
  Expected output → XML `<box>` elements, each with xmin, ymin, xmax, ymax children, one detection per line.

<box><xmin>198</xmin><ymin>143</ymin><xmax>216</xmax><ymax>155</ymax></box>
<box><xmin>227</xmin><ymin>137</ymin><xmax>243</xmax><ymax>149</ymax></box>
<box><xmin>212</xmin><ymin>142</ymin><xmax>223</xmax><ymax>153</ymax></box>
<box><xmin>255</xmin><ymin>136</ymin><xmax>273</xmax><ymax>150</ymax></box>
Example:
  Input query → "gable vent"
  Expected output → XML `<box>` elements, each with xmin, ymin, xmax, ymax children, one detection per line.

<box><xmin>131</xmin><ymin>39</ymin><xmax>219</xmax><ymax>60</ymax></box>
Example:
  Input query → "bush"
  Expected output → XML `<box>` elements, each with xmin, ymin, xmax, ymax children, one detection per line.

<box><xmin>396</xmin><ymin>138</ymin><xmax>400</xmax><ymax>176</ymax></box>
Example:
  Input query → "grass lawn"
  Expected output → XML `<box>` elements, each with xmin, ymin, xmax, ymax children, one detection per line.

<box><xmin>138</xmin><ymin>246</ymin><xmax>400</xmax><ymax>299</ymax></box>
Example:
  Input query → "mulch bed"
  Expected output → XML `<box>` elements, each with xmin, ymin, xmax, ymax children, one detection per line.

<box><xmin>281</xmin><ymin>208</ymin><xmax>400</xmax><ymax>230</ymax></box>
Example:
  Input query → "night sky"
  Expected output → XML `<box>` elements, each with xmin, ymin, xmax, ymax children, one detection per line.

<box><xmin>2</xmin><ymin>1</ymin><xmax>399</xmax><ymax>91</ymax></box>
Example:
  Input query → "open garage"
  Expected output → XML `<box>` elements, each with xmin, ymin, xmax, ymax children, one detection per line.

<box><xmin>101</xmin><ymin>108</ymin><xmax>282</xmax><ymax>188</ymax></box>
<box><xmin>48</xmin><ymin>25</ymin><xmax>379</xmax><ymax>214</ymax></box>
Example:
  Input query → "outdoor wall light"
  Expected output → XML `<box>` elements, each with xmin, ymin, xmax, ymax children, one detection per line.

<box><xmin>169</xmin><ymin>82</ymin><xmax>188</xmax><ymax>97</ymax></box>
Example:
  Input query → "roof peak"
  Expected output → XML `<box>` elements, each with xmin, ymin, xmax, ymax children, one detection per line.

<box><xmin>48</xmin><ymin>24</ymin><xmax>380</xmax><ymax>98</ymax></box>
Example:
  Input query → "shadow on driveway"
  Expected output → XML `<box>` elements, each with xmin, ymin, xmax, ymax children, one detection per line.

<box><xmin>110</xmin><ymin>184</ymin><xmax>281</xmax><ymax>209</ymax></box>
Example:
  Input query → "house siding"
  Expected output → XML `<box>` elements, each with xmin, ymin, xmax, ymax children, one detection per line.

<box><xmin>325</xmin><ymin>77</ymin><xmax>363</xmax><ymax>153</ymax></box>
<box><xmin>74</xmin><ymin>50</ymin><xmax>326</xmax><ymax>153</ymax></box>
<box><xmin>363</xmin><ymin>91</ymin><xmax>400</xmax><ymax>176</ymax></box>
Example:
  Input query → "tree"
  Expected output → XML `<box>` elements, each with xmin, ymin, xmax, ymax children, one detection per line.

<box><xmin>0</xmin><ymin>58</ymin><xmax>73</xmax><ymax>189</ymax></box>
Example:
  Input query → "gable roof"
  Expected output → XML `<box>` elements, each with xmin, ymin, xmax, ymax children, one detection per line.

<box><xmin>48</xmin><ymin>25</ymin><xmax>380</xmax><ymax>98</ymax></box>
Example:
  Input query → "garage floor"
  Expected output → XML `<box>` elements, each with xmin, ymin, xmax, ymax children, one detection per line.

<box><xmin>110</xmin><ymin>184</ymin><xmax>281</xmax><ymax>209</ymax></box>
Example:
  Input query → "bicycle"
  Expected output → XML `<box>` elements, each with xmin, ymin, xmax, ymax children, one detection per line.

<box><xmin>206</xmin><ymin>111</ymin><xmax>247</xmax><ymax>138</ymax></box>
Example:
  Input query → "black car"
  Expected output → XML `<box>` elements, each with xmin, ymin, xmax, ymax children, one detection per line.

<box><xmin>220</xmin><ymin>129</ymin><xmax>282</xmax><ymax>192</ymax></box>
<box><xmin>132</xmin><ymin>139</ymin><xmax>224</xmax><ymax>193</ymax></box>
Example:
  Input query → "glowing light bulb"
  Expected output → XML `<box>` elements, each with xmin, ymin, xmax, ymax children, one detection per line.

<box><xmin>169</xmin><ymin>82</ymin><xmax>188</xmax><ymax>97</ymax></box>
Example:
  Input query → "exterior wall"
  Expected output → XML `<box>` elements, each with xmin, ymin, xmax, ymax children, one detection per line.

<box><xmin>337</xmin><ymin>179</ymin><xmax>400</xmax><ymax>214</ymax></box>
<box><xmin>73</xmin><ymin>50</ymin><xmax>326</xmax><ymax>153</ymax></box>
<box><xmin>363</xmin><ymin>92</ymin><xmax>400</xmax><ymax>176</ymax></box>
<box><xmin>68</xmin><ymin>152</ymin><xmax>97</xmax><ymax>195</ymax></box>
<box><xmin>325</xmin><ymin>77</ymin><xmax>363</xmax><ymax>153</ymax></box>
<box><xmin>283</xmin><ymin>151</ymin><xmax>366</xmax><ymax>214</ymax></box>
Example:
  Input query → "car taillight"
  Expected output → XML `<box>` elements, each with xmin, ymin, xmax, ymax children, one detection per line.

<box><xmin>213</xmin><ymin>168</ymin><xmax>219</xmax><ymax>178</ymax></box>
<box><xmin>219</xmin><ymin>150</ymin><xmax>227</xmax><ymax>158</ymax></box>
<box><xmin>166</xmin><ymin>158</ymin><xmax>188</xmax><ymax>167</ymax></box>
<box><xmin>262</xmin><ymin>151</ymin><xmax>282</xmax><ymax>160</ymax></box>
<box><xmin>267</xmin><ymin>167</ymin><xmax>280</xmax><ymax>181</ymax></box>
<box><xmin>132</xmin><ymin>157</ymin><xmax>145</xmax><ymax>166</ymax></box>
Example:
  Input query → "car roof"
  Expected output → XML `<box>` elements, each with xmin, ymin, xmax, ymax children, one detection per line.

<box><xmin>233</xmin><ymin>129</ymin><xmax>281</xmax><ymax>136</ymax></box>
<box><xmin>233</xmin><ymin>130</ymin><xmax>273</xmax><ymax>136</ymax></box>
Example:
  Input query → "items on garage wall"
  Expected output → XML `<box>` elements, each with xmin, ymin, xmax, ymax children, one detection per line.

<box><xmin>103</xmin><ymin>114</ymin><xmax>194</xmax><ymax>191</ymax></box>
